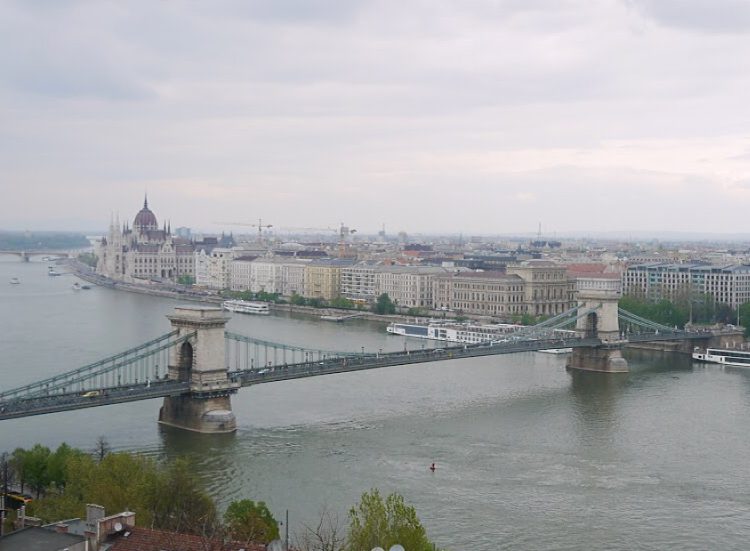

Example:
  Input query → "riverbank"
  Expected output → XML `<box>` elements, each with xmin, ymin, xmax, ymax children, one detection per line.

<box><xmin>65</xmin><ymin>260</ymin><xmax>223</xmax><ymax>305</ymax></box>
<box><xmin>65</xmin><ymin>260</ymin><xmax>410</xmax><ymax>323</ymax></box>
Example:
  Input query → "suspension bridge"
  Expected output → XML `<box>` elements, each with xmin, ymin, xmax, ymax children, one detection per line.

<box><xmin>0</xmin><ymin>290</ymin><xmax>738</xmax><ymax>432</ymax></box>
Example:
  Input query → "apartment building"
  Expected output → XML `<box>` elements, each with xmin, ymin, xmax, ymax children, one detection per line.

<box><xmin>622</xmin><ymin>262</ymin><xmax>750</xmax><ymax>309</ymax></box>
<box><xmin>374</xmin><ymin>265</ymin><xmax>449</xmax><ymax>308</ymax></box>
<box><xmin>194</xmin><ymin>247</ymin><xmax>235</xmax><ymax>289</ymax></box>
<box><xmin>249</xmin><ymin>257</ymin><xmax>308</xmax><ymax>296</ymax></box>
<box><xmin>341</xmin><ymin>262</ymin><xmax>379</xmax><ymax>301</ymax></box>
<box><xmin>230</xmin><ymin>255</ymin><xmax>258</xmax><ymax>291</ymax></box>
<box><xmin>432</xmin><ymin>261</ymin><xmax>575</xmax><ymax>318</ymax></box>
<box><xmin>304</xmin><ymin>259</ymin><xmax>354</xmax><ymax>300</ymax></box>
<box><xmin>507</xmin><ymin>261</ymin><xmax>574</xmax><ymax>316</ymax></box>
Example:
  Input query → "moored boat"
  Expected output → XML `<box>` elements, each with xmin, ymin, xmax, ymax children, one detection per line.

<box><xmin>387</xmin><ymin>320</ymin><xmax>522</xmax><ymax>344</ymax></box>
<box><xmin>223</xmin><ymin>299</ymin><xmax>270</xmax><ymax>315</ymax></box>
<box><xmin>692</xmin><ymin>347</ymin><xmax>750</xmax><ymax>367</ymax></box>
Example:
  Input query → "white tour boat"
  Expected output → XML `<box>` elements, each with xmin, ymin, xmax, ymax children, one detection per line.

<box><xmin>223</xmin><ymin>299</ymin><xmax>270</xmax><ymax>315</ymax></box>
<box><xmin>692</xmin><ymin>347</ymin><xmax>750</xmax><ymax>367</ymax></box>
<box><xmin>9</xmin><ymin>277</ymin><xmax>20</xmax><ymax>285</ymax></box>
<box><xmin>387</xmin><ymin>320</ymin><xmax>574</xmax><ymax>351</ymax></box>
<box><xmin>387</xmin><ymin>320</ymin><xmax>523</xmax><ymax>344</ymax></box>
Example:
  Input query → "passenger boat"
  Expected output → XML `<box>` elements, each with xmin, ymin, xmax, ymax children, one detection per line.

<box><xmin>9</xmin><ymin>277</ymin><xmax>20</xmax><ymax>285</ymax></box>
<box><xmin>692</xmin><ymin>347</ymin><xmax>750</xmax><ymax>367</ymax></box>
<box><xmin>538</xmin><ymin>347</ymin><xmax>573</xmax><ymax>355</ymax></box>
<box><xmin>222</xmin><ymin>299</ymin><xmax>270</xmax><ymax>315</ymax></box>
<box><xmin>387</xmin><ymin>321</ymin><xmax>523</xmax><ymax>344</ymax></box>
<box><xmin>48</xmin><ymin>270</ymin><xmax>62</xmax><ymax>277</ymax></box>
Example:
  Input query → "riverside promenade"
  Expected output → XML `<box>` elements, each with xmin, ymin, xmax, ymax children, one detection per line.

<box><xmin>65</xmin><ymin>260</ymin><xmax>404</xmax><ymax>323</ymax></box>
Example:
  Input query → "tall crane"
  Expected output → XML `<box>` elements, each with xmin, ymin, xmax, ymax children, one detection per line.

<box><xmin>215</xmin><ymin>219</ymin><xmax>273</xmax><ymax>243</ymax></box>
<box><xmin>281</xmin><ymin>223</ymin><xmax>356</xmax><ymax>257</ymax></box>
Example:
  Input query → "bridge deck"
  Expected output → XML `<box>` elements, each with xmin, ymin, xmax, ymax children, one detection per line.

<box><xmin>0</xmin><ymin>330</ymin><xmax>715</xmax><ymax>421</ymax></box>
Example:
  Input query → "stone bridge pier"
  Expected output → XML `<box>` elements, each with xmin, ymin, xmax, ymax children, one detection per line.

<box><xmin>159</xmin><ymin>306</ymin><xmax>239</xmax><ymax>433</ymax></box>
<box><xmin>566</xmin><ymin>277</ymin><xmax>629</xmax><ymax>373</ymax></box>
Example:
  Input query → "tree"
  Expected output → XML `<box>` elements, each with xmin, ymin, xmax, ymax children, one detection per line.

<box><xmin>330</xmin><ymin>297</ymin><xmax>356</xmax><ymax>310</ymax></box>
<box><xmin>24</xmin><ymin>444</ymin><xmax>52</xmax><ymax>498</ymax></box>
<box><xmin>93</xmin><ymin>436</ymin><xmax>111</xmax><ymax>462</ymax></box>
<box><xmin>146</xmin><ymin>458</ymin><xmax>218</xmax><ymax>535</ymax></box>
<box><xmin>10</xmin><ymin>448</ymin><xmax>28</xmax><ymax>493</ymax></box>
<box><xmin>296</xmin><ymin>507</ymin><xmax>345</xmax><ymax>551</ymax></box>
<box><xmin>372</xmin><ymin>294</ymin><xmax>396</xmax><ymax>315</ymax></box>
<box><xmin>740</xmin><ymin>302</ymin><xmax>750</xmax><ymax>337</ymax></box>
<box><xmin>47</xmin><ymin>443</ymin><xmax>77</xmax><ymax>490</ymax></box>
<box><xmin>1</xmin><ymin>452</ymin><xmax>12</xmax><ymax>496</ymax></box>
<box><xmin>77</xmin><ymin>252</ymin><xmax>98</xmax><ymax>268</ymax></box>
<box><xmin>347</xmin><ymin>489</ymin><xmax>434</xmax><ymax>551</ymax></box>
<box><xmin>290</xmin><ymin>293</ymin><xmax>307</xmax><ymax>306</ymax></box>
<box><xmin>177</xmin><ymin>275</ymin><xmax>195</xmax><ymax>285</ymax></box>
<box><xmin>224</xmin><ymin>499</ymin><xmax>279</xmax><ymax>544</ymax></box>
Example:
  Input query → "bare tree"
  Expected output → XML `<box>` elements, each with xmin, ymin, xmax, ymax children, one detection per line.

<box><xmin>295</xmin><ymin>506</ymin><xmax>346</xmax><ymax>551</ymax></box>
<box><xmin>0</xmin><ymin>452</ymin><xmax>12</xmax><ymax>496</ymax></box>
<box><xmin>92</xmin><ymin>436</ymin><xmax>110</xmax><ymax>462</ymax></box>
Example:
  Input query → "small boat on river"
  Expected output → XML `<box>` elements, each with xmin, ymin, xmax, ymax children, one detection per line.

<box><xmin>223</xmin><ymin>300</ymin><xmax>270</xmax><ymax>315</ymax></box>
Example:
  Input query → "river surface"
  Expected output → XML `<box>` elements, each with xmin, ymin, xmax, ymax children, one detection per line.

<box><xmin>2</xmin><ymin>257</ymin><xmax>750</xmax><ymax>550</ymax></box>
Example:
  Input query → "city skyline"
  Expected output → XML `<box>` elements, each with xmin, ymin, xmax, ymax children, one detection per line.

<box><xmin>2</xmin><ymin>1</ymin><xmax>750</xmax><ymax>234</ymax></box>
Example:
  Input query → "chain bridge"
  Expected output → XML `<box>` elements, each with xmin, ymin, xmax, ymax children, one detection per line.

<box><xmin>1</xmin><ymin>285</ymin><xmax>739</xmax><ymax>432</ymax></box>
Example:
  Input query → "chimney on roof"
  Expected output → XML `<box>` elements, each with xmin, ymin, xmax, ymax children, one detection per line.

<box><xmin>86</xmin><ymin>504</ymin><xmax>105</xmax><ymax>524</ymax></box>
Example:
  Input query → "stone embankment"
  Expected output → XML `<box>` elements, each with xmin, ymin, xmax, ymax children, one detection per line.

<box><xmin>64</xmin><ymin>260</ymin><xmax>409</xmax><ymax>323</ymax></box>
<box><xmin>65</xmin><ymin>260</ymin><xmax>223</xmax><ymax>305</ymax></box>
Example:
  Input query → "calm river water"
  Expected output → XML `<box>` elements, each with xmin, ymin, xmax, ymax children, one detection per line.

<box><xmin>2</xmin><ymin>257</ymin><xmax>750</xmax><ymax>550</ymax></box>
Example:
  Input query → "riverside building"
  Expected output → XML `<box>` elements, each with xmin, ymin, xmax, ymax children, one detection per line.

<box><xmin>96</xmin><ymin>196</ymin><xmax>195</xmax><ymax>282</ymax></box>
<box><xmin>622</xmin><ymin>262</ymin><xmax>750</xmax><ymax>309</ymax></box>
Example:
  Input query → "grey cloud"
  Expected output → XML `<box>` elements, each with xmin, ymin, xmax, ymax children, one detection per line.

<box><xmin>1</xmin><ymin>0</ymin><xmax>749</xmax><ymax>234</ymax></box>
<box><xmin>627</xmin><ymin>0</ymin><xmax>750</xmax><ymax>33</ymax></box>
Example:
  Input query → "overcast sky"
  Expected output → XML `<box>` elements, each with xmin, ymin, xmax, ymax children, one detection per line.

<box><xmin>2</xmin><ymin>0</ymin><xmax>750</xmax><ymax>236</ymax></box>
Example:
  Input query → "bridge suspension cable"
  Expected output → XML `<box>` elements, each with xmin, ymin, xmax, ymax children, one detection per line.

<box><xmin>617</xmin><ymin>308</ymin><xmax>676</xmax><ymax>333</ymax></box>
<box><xmin>511</xmin><ymin>305</ymin><xmax>601</xmax><ymax>339</ymax></box>
<box><xmin>224</xmin><ymin>331</ymin><xmax>363</xmax><ymax>373</ymax></box>
<box><xmin>0</xmin><ymin>331</ymin><xmax>194</xmax><ymax>402</ymax></box>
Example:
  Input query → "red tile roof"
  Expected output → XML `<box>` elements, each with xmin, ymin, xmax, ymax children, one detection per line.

<box><xmin>108</xmin><ymin>526</ymin><xmax>265</xmax><ymax>551</ymax></box>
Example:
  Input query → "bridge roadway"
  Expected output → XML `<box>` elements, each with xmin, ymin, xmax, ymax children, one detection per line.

<box><xmin>0</xmin><ymin>331</ymin><xmax>709</xmax><ymax>421</ymax></box>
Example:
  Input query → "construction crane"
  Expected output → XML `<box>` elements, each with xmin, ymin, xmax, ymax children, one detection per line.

<box><xmin>215</xmin><ymin>219</ymin><xmax>273</xmax><ymax>243</ymax></box>
<box><xmin>280</xmin><ymin>223</ymin><xmax>356</xmax><ymax>257</ymax></box>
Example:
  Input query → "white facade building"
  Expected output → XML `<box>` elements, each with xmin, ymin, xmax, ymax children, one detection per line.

<box><xmin>193</xmin><ymin>247</ymin><xmax>235</xmax><ymax>290</ymax></box>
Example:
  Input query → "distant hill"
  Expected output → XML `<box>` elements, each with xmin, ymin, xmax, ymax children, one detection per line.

<box><xmin>0</xmin><ymin>231</ymin><xmax>90</xmax><ymax>250</ymax></box>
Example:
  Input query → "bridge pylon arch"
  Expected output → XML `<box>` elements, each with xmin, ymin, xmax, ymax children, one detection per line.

<box><xmin>567</xmin><ymin>277</ymin><xmax>629</xmax><ymax>373</ymax></box>
<box><xmin>159</xmin><ymin>306</ymin><xmax>239</xmax><ymax>433</ymax></box>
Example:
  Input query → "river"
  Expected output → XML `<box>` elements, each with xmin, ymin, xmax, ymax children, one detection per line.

<box><xmin>2</xmin><ymin>256</ymin><xmax>750</xmax><ymax>550</ymax></box>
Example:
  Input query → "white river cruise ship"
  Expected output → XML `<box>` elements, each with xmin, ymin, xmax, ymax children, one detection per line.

<box><xmin>692</xmin><ymin>347</ymin><xmax>750</xmax><ymax>367</ymax></box>
<box><xmin>222</xmin><ymin>299</ymin><xmax>270</xmax><ymax>315</ymax></box>
<box><xmin>387</xmin><ymin>321</ymin><xmax>524</xmax><ymax>345</ymax></box>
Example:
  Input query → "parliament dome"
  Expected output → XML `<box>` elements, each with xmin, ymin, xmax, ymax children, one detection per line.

<box><xmin>134</xmin><ymin>196</ymin><xmax>158</xmax><ymax>231</ymax></box>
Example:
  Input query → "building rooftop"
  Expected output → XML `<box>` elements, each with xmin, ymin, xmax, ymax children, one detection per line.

<box><xmin>0</xmin><ymin>525</ymin><xmax>87</xmax><ymax>551</ymax></box>
<box><xmin>107</xmin><ymin>526</ymin><xmax>264</xmax><ymax>551</ymax></box>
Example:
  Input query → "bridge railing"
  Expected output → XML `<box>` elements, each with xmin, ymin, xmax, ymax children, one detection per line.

<box><xmin>0</xmin><ymin>331</ymin><xmax>194</xmax><ymax>402</ymax></box>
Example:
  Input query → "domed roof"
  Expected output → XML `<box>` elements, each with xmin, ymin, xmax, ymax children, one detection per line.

<box><xmin>134</xmin><ymin>195</ymin><xmax>158</xmax><ymax>231</ymax></box>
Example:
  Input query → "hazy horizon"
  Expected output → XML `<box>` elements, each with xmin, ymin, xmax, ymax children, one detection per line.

<box><xmin>2</xmin><ymin>1</ymin><xmax>750</xmax><ymax>235</ymax></box>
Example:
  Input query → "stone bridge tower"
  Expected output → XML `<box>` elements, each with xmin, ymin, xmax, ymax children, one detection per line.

<box><xmin>566</xmin><ymin>276</ymin><xmax>629</xmax><ymax>373</ymax></box>
<box><xmin>159</xmin><ymin>306</ymin><xmax>239</xmax><ymax>433</ymax></box>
